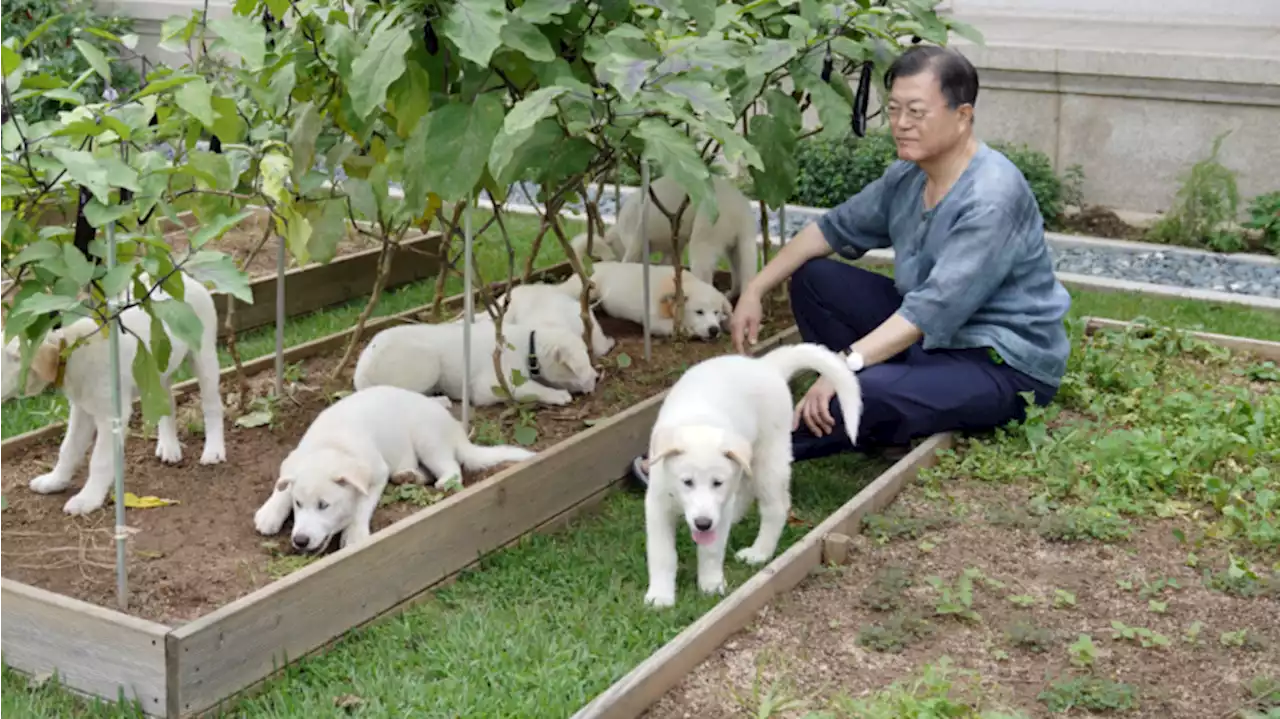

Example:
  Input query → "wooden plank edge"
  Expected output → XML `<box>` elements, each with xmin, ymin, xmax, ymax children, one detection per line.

<box><xmin>0</xmin><ymin>261</ymin><xmax>575</xmax><ymax>454</ymax></box>
<box><xmin>169</xmin><ymin>324</ymin><xmax>801</xmax><ymax>717</ymax></box>
<box><xmin>1082</xmin><ymin>315</ymin><xmax>1280</xmax><ymax>361</ymax></box>
<box><xmin>2</xmin><ymin>578</ymin><xmax>172</xmax><ymax>717</ymax></box>
<box><xmin>214</xmin><ymin>231</ymin><xmax>441</xmax><ymax>336</ymax></box>
<box><xmin>570</xmin><ymin>432</ymin><xmax>955</xmax><ymax>719</ymax></box>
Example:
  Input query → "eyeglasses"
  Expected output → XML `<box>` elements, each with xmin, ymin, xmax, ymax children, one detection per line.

<box><xmin>885</xmin><ymin>104</ymin><xmax>934</xmax><ymax>124</ymax></box>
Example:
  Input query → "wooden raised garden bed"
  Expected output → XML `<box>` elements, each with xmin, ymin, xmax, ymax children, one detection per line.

<box><xmin>0</xmin><ymin>265</ymin><xmax>797</xmax><ymax>717</ymax></box>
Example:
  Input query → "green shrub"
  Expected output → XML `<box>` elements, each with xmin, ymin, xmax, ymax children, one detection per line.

<box><xmin>790</xmin><ymin>128</ymin><xmax>900</xmax><ymax>209</ymax></box>
<box><xmin>2</xmin><ymin>0</ymin><xmax>142</xmax><ymax>123</ymax></box>
<box><xmin>1243</xmin><ymin>191</ymin><xmax>1280</xmax><ymax>255</ymax></box>
<box><xmin>1147</xmin><ymin>131</ymin><xmax>1245</xmax><ymax>253</ymax></box>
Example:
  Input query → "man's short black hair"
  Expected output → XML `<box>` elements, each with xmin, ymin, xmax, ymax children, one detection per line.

<box><xmin>884</xmin><ymin>45</ymin><xmax>979</xmax><ymax>110</ymax></box>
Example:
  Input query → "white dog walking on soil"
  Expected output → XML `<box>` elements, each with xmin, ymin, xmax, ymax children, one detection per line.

<box><xmin>253</xmin><ymin>386</ymin><xmax>535</xmax><ymax>553</ymax></box>
<box><xmin>352</xmin><ymin>320</ymin><xmax>599</xmax><ymax>406</ymax></box>
<box><xmin>0</xmin><ymin>273</ymin><xmax>227</xmax><ymax>515</ymax></box>
<box><xmin>642</xmin><ymin>343</ymin><xmax>863</xmax><ymax>607</ymax></box>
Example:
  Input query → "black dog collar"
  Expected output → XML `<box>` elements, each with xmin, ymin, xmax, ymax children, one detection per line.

<box><xmin>527</xmin><ymin>330</ymin><xmax>543</xmax><ymax>383</ymax></box>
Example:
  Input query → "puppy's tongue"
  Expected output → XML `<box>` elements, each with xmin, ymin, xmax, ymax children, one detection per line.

<box><xmin>692</xmin><ymin>529</ymin><xmax>717</xmax><ymax>546</ymax></box>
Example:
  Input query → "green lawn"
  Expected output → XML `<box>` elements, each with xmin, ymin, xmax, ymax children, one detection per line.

<box><xmin>3</xmin><ymin>223</ymin><xmax>1279</xmax><ymax>717</ymax></box>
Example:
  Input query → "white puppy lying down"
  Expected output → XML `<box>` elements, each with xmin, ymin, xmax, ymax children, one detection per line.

<box><xmin>502</xmin><ymin>281</ymin><xmax>614</xmax><ymax>358</ymax></box>
<box><xmin>643</xmin><ymin>343</ymin><xmax>863</xmax><ymax>607</ymax></box>
<box><xmin>352</xmin><ymin>320</ymin><xmax>598</xmax><ymax>406</ymax></box>
<box><xmin>560</xmin><ymin>261</ymin><xmax>731</xmax><ymax>341</ymax></box>
<box><xmin>254</xmin><ymin>386</ymin><xmax>535</xmax><ymax>552</ymax></box>
<box><xmin>571</xmin><ymin>176</ymin><xmax>759</xmax><ymax>300</ymax></box>
<box><xmin>0</xmin><ymin>273</ymin><xmax>226</xmax><ymax>515</ymax></box>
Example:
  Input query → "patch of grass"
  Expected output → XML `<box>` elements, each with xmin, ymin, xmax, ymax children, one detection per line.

<box><xmin>860</xmin><ymin>565</ymin><xmax>912</xmax><ymax>612</ymax></box>
<box><xmin>861</xmin><ymin>509</ymin><xmax>949</xmax><ymax>543</ymax></box>
<box><xmin>1038</xmin><ymin>674</ymin><xmax>1139</xmax><ymax>714</ymax></box>
<box><xmin>856</xmin><ymin>612</ymin><xmax>936</xmax><ymax>654</ymax></box>
<box><xmin>1203</xmin><ymin>556</ymin><xmax>1280</xmax><ymax>598</ymax></box>
<box><xmin>1037</xmin><ymin>506</ymin><xmax>1133</xmax><ymax>543</ymax></box>
<box><xmin>826</xmin><ymin>658</ymin><xmax>1029</xmax><ymax>718</ymax></box>
<box><xmin>1006</xmin><ymin>618</ymin><xmax>1055</xmax><ymax>653</ymax></box>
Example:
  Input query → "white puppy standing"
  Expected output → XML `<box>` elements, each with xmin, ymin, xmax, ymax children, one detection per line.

<box><xmin>642</xmin><ymin>343</ymin><xmax>863</xmax><ymax>607</ymax></box>
<box><xmin>253</xmin><ymin>386</ymin><xmax>535</xmax><ymax>552</ymax></box>
<box><xmin>0</xmin><ymin>273</ymin><xmax>227</xmax><ymax>515</ymax></box>
<box><xmin>560</xmin><ymin>261</ymin><xmax>732</xmax><ymax>341</ymax></box>
<box><xmin>353</xmin><ymin>320</ymin><xmax>598</xmax><ymax>406</ymax></box>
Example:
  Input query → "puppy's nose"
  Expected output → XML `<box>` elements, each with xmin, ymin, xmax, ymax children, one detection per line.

<box><xmin>291</xmin><ymin>534</ymin><xmax>310</xmax><ymax>551</ymax></box>
<box><xmin>694</xmin><ymin>517</ymin><xmax>713</xmax><ymax>532</ymax></box>
<box><xmin>707</xmin><ymin>326</ymin><xmax>720</xmax><ymax>338</ymax></box>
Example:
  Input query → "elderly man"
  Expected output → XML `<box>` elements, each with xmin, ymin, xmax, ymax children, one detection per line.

<box><xmin>629</xmin><ymin>44</ymin><xmax>1071</xmax><ymax>485</ymax></box>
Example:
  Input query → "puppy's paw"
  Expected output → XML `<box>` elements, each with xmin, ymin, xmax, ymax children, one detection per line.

<box><xmin>29</xmin><ymin>472</ymin><xmax>70</xmax><ymax>495</ymax></box>
<box><xmin>391</xmin><ymin>468</ymin><xmax>428</xmax><ymax>485</ymax></box>
<box><xmin>155</xmin><ymin>439</ymin><xmax>183</xmax><ymax>464</ymax></box>
<box><xmin>340</xmin><ymin>526</ymin><xmax>370</xmax><ymax>549</ymax></box>
<box><xmin>698</xmin><ymin>573</ymin><xmax>727</xmax><ymax>596</ymax></box>
<box><xmin>429</xmin><ymin>395</ymin><xmax>453</xmax><ymax>408</ymax></box>
<box><xmin>432</xmin><ymin>473</ymin><xmax>463</xmax><ymax>490</ymax></box>
<box><xmin>735</xmin><ymin>546</ymin><xmax>774</xmax><ymax>566</ymax></box>
<box><xmin>544</xmin><ymin>389</ymin><xmax>573</xmax><ymax>406</ymax></box>
<box><xmin>253</xmin><ymin>504</ymin><xmax>288</xmax><ymax>536</ymax></box>
<box><xmin>644</xmin><ymin>589</ymin><xmax>676</xmax><ymax>608</ymax></box>
<box><xmin>199</xmin><ymin>443</ymin><xmax>227</xmax><ymax>465</ymax></box>
<box><xmin>63</xmin><ymin>492</ymin><xmax>104</xmax><ymax>516</ymax></box>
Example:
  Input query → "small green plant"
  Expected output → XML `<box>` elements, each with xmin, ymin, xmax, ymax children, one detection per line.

<box><xmin>1052</xmin><ymin>589</ymin><xmax>1077</xmax><ymax>609</ymax></box>
<box><xmin>860</xmin><ymin>565</ymin><xmax>912</xmax><ymax>612</ymax></box>
<box><xmin>1242</xmin><ymin>191</ymin><xmax>1280</xmax><ymax>256</ymax></box>
<box><xmin>378</xmin><ymin>484</ymin><xmax>446</xmax><ymax>508</ymax></box>
<box><xmin>1007</xmin><ymin>594</ymin><xmax>1038</xmax><ymax>608</ymax></box>
<box><xmin>1068</xmin><ymin>634</ymin><xmax>1098</xmax><ymax>668</ymax></box>
<box><xmin>1148</xmin><ymin>131</ymin><xmax>1245</xmax><ymax>252</ymax></box>
<box><xmin>927</xmin><ymin>568</ymin><xmax>982</xmax><ymax>622</ymax></box>
<box><xmin>1220</xmin><ymin>629</ymin><xmax>1267</xmax><ymax>651</ymax></box>
<box><xmin>856</xmin><ymin>613</ymin><xmax>935</xmax><ymax>654</ymax></box>
<box><xmin>861</xmin><ymin>510</ymin><xmax>948</xmax><ymax>543</ymax></box>
<box><xmin>1183</xmin><ymin>621</ymin><xmax>1206</xmax><ymax>645</ymax></box>
<box><xmin>1006</xmin><ymin>618</ymin><xmax>1054</xmax><ymax>653</ymax></box>
<box><xmin>1243</xmin><ymin>675</ymin><xmax>1280</xmax><ymax>716</ymax></box>
<box><xmin>1203</xmin><ymin>556</ymin><xmax>1279</xmax><ymax>598</ymax></box>
<box><xmin>1147</xmin><ymin>600</ymin><xmax>1168</xmax><ymax>614</ymax></box>
<box><xmin>1038</xmin><ymin>674</ymin><xmax>1139</xmax><ymax>714</ymax></box>
<box><xmin>1110</xmin><ymin>620</ymin><xmax>1170</xmax><ymax>648</ymax></box>
<box><xmin>1037</xmin><ymin>506</ymin><xmax>1132</xmax><ymax>543</ymax></box>
<box><xmin>1138</xmin><ymin>577</ymin><xmax>1181</xmax><ymax>599</ymax></box>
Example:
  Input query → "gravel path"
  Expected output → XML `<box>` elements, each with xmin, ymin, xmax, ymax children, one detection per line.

<box><xmin>499</xmin><ymin>181</ymin><xmax>1280</xmax><ymax>300</ymax></box>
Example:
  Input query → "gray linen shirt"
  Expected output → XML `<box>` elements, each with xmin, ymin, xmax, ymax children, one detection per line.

<box><xmin>816</xmin><ymin>142</ymin><xmax>1072</xmax><ymax>387</ymax></box>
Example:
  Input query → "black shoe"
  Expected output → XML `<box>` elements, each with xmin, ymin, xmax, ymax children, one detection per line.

<box><xmin>627</xmin><ymin>455</ymin><xmax>649</xmax><ymax>491</ymax></box>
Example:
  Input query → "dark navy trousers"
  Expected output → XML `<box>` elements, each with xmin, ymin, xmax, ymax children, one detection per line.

<box><xmin>789</xmin><ymin>258</ymin><xmax>1058</xmax><ymax>462</ymax></box>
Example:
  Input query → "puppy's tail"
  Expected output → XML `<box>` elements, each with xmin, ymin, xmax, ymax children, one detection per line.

<box><xmin>758</xmin><ymin>343</ymin><xmax>864</xmax><ymax>445</ymax></box>
<box><xmin>456</xmin><ymin>441</ymin><xmax>537</xmax><ymax>472</ymax></box>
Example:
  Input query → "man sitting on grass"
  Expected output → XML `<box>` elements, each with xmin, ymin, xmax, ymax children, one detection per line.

<box><xmin>629</xmin><ymin>44</ymin><xmax>1072</xmax><ymax>487</ymax></box>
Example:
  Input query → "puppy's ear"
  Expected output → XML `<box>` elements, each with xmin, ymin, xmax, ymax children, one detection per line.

<box><xmin>656</xmin><ymin>275</ymin><xmax>678</xmax><ymax>320</ymax></box>
<box><xmin>30</xmin><ymin>339</ymin><xmax>63</xmax><ymax>384</ymax></box>
<box><xmin>274</xmin><ymin>477</ymin><xmax>294</xmax><ymax>494</ymax></box>
<box><xmin>722</xmin><ymin>434</ymin><xmax>753</xmax><ymax>477</ymax></box>
<box><xmin>650</xmin><ymin>427</ymin><xmax>685</xmax><ymax>464</ymax></box>
<box><xmin>335</xmin><ymin>472</ymin><xmax>371</xmax><ymax>495</ymax></box>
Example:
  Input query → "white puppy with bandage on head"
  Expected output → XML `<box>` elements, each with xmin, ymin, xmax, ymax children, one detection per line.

<box><xmin>642</xmin><ymin>343</ymin><xmax>863</xmax><ymax>607</ymax></box>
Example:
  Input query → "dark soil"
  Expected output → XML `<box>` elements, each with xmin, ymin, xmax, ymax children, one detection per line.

<box><xmin>0</xmin><ymin>294</ymin><xmax>794</xmax><ymax>625</ymax></box>
<box><xmin>1058</xmin><ymin>205</ymin><xmax>1148</xmax><ymax>241</ymax></box>
<box><xmin>164</xmin><ymin>208</ymin><xmax>381</xmax><ymax>280</ymax></box>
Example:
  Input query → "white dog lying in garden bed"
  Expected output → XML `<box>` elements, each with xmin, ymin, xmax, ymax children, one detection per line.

<box><xmin>0</xmin><ymin>272</ymin><xmax>226</xmax><ymax>516</ymax></box>
<box><xmin>453</xmin><ymin>281</ymin><xmax>614</xmax><ymax>359</ymax></box>
<box><xmin>253</xmin><ymin>385</ymin><xmax>535</xmax><ymax>553</ymax></box>
<box><xmin>642</xmin><ymin>343</ymin><xmax>863</xmax><ymax>608</ymax></box>
<box><xmin>571</xmin><ymin>175</ymin><xmax>759</xmax><ymax>300</ymax></box>
<box><xmin>352</xmin><ymin>320</ymin><xmax>598</xmax><ymax>406</ymax></box>
<box><xmin>560</xmin><ymin>261</ymin><xmax>732</xmax><ymax>341</ymax></box>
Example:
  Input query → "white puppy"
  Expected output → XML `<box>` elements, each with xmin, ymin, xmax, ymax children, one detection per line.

<box><xmin>561</xmin><ymin>261</ymin><xmax>732</xmax><ymax>341</ymax></box>
<box><xmin>0</xmin><ymin>273</ymin><xmax>226</xmax><ymax>515</ymax></box>
<box><xmin>501</xmin><ymin>281</ymin><xmax>615</xmax><ymax>358</ymax></box>
<box><xmin>643</xmin><ymin>343</ymin><xmax>863</xmax><ymax>607</ymax></box>
<box><xmin>603</xmin><ymin>175</ymin><xmax>759</xmax><ymax>300</ymax></box>
<box><xmin>253</xmin><ymin>385</ymin><xmax>535</xmax><ymax>552</ymax></box>
<box><xmin>352</xmin><ymin>320</ymin><xmax>598</xmax><ymax>406</ymax></box>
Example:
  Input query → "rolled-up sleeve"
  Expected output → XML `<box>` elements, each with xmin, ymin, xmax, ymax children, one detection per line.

<box><xmin>897</xmin><ymin>203</ymin><xmax>1020</xmax><ymax>344</ymax></box>
<box><xmin>816</xmin><ymin>172</ymin><xmax>895</xmax><ymax>259</ymax></box>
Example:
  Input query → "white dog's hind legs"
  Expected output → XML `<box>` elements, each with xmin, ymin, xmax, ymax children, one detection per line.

<box><xmin>735</xmin><ymin>445</ymin><xmax>792</xmax><ymax>566</ymax></box>
<box><xmin>644</xmin><ymin>496</ymin><xmax>680</xmax><ymax>608</ymax></box>
<box><xmin>193</xmin><ymin>344</ymin><xmax>227</xmax><ymax>464</ymax></box>
<box><xmin>254</xmin><ymin>485</ymin><xmax>293</xmax><ymax>536</ymax></box>
<box><xmin>29</xmin><ymin>404</ymin><xmax>96</xmax><ymax>495</ymax></box>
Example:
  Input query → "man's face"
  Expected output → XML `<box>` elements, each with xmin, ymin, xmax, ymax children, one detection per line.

<box><xmin>887</xmin><ymin>69</ymin><xmax>971</xmax><ymax>163</ymax></box>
